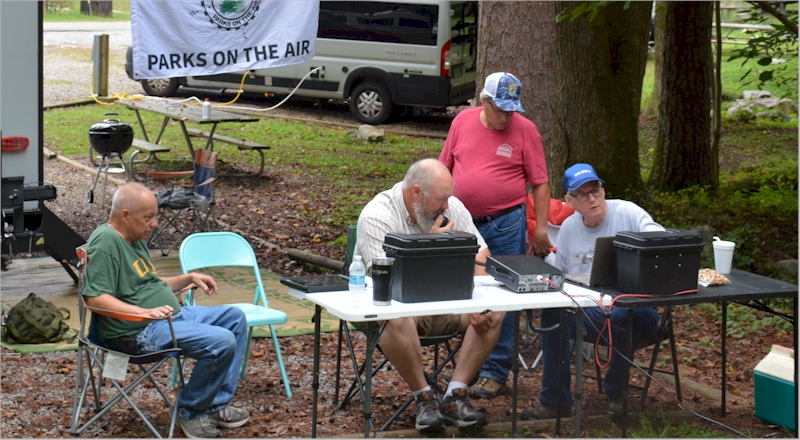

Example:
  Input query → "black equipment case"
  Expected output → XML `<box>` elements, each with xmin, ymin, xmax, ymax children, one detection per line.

<box><xmin>382</xmin><ymin>231</ymin><xmax>479</xmax><ymax>303</ymax></box>
<box><xmin>614</xmin><ymin>229</ymin><xmax>703</xmax><ymax>295</ymax></box>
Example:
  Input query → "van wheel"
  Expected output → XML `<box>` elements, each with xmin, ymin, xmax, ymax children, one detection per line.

<box><xmin>140</xmin><ymin>78</ymin><xmax>179</xmax><ymax>97</ymax></box>
<box><xmin>349</xmin><ymin>83</ymin><xmax>391</xmax><ymax>125</ymax></box>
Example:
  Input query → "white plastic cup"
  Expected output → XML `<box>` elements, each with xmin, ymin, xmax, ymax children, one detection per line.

<box><xmin>712</xmin><ymin>237</ymin><xmax>736</xmax><ymax>274</ymax></box>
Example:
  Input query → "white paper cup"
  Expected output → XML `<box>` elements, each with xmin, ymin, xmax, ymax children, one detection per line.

<box><xmin>712</xmin><ymin>239</ymin><xmax>735</xmax><ymax>274</ymax></box>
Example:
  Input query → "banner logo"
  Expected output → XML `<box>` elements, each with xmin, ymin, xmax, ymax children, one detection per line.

<box><xmin>202</xmin><ymin>1</ymin><xmax>260</xmax><ymax>31</ymax></box>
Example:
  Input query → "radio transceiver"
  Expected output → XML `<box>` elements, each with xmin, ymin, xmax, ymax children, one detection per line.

<box><xmin>485</xmin><ymin>254</ymin><xmax>564</xmax><ymax>293</ymax></box>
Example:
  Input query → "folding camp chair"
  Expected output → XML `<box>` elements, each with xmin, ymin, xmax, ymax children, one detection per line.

<box><xmin>530</xmin><ymin>305</ymin><xmax>682</xmax><ymax>412</ymax></box>
<box><xmin>176</xmin><ymin>231</ymin><xmax>292</xmax><ymax>397</ymax></box>
<box><xmin>585</xmin><ymin>306</ymin><xmax>682</xmax><ymax>410</ymax></box>
<box><xmin>146</xmin><ymin>149</ymin><xmax>217</xmax><ymax>256</ymax></box>
<box><xmin>333</xmin><ymin>225</ymin><xmax>463</xmax><ymax>431</ymax></box>
<box><xmin>70</xmin><ymin>245</ymin><xmax>186</xmax><ymax>438</ymax></box>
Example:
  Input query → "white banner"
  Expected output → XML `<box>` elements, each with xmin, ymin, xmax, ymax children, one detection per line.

<box><xmin>131</xmin><ymin>0</ymin><xmax>319</xmax><ymax>79</ymax></box>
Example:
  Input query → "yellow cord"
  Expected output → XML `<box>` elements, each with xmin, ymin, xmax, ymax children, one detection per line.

<box><xmin>88</xmin><ymin>66</ymin><xmax>322</xmax><ymax>112</ymax></box>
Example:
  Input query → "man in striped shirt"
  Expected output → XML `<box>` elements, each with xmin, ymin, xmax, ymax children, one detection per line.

<box><xmin>355</xmin><ymin>159</ymin><xmax>503</xmax><ymax>433</ymax></box>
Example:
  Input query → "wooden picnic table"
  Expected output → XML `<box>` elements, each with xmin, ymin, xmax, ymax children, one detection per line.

<box><xmin>115</xmin><ymin>99</ymin><xmax>264</xmax><ymax>177</ymax></box>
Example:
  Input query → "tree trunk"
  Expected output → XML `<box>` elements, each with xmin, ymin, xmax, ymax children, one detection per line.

<box><xmin>80</xmin><ymin>1</ymin><xmax>112</xmax><ymax>17</ymax></box>
<box><xmin>477</xmin><ymin>1</ymin><xmax>558</xmax><ymax>189</ymax></box>
<box><xmin>650</xmin><ymin>2</ymin><xmax>714</xmax><ymax>191</ymax></box>
<box><xmin>548</xmin><ymin>1</ymin><xmax>651</xmax><ymax>198</ymax></box>
<box><xmin>644</xmin><ymin>1</ymin><xmax>668</xmax><ymax>119</ymax></box>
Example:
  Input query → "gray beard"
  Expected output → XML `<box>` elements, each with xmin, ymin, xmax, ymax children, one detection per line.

<box><xmin>413</xmin><ymin>202</ymin><xmax>436</xmax><ymax>233</ymax></box>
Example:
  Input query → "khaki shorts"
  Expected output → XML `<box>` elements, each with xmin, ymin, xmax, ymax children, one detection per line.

<box><xmin>353</xmin><ymin>314</ymin><xmax>461</xmax><ymax>337</ymax></box>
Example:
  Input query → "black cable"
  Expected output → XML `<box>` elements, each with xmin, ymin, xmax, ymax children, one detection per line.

<box><xmin>538</xmin><ymin>276</ymin><xmax>752</xmax><ymax>438</ymax></box>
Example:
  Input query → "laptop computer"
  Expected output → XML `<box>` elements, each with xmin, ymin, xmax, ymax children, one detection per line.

<box><xmin>565</xmin><ymin>236</ymin><xmax>618</xmax><ymax>287</ymax></box>
<box><xmin>280</xmin><ymin>274</ymin><xmax>350</xmax><ymax>293</ymax></box>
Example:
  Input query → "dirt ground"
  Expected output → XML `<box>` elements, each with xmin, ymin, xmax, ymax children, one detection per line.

<box><xmin>0</xmin><ymin>157</ymin><xmax>796</xmax><ymax>438</ymax></box>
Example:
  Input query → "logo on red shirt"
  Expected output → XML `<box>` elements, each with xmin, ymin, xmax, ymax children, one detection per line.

<box><xmin>496</xmin><ymin>144</ymin><xmax>513</xmax><ymax>158</ymax></box>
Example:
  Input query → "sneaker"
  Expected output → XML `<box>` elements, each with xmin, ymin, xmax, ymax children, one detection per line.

<box><xmin>520</xmin><ymin>403</ymin><xmax>572</xmax><ymax>420</ymax></box>
<box><xmin>414</xmin><ymin>389</ymin><xmax>445</xmax><ymax>433</ymax></box>
<box><xmin>608</xmin><ymin>399</ymin><xmax>635</xmax><ymax>417</ymax></box>
<box><xmin>177</xmin><ymin>415</ymin><xmax>220</xmax><ymax>439</ymax></box>
<box><xmin>208</xmin><ymin>405</ymin><xmax>251</xmax><ymax>428</ymax></box>
<box><xmin>440</xmin><ymin>388</ymin><xmax>487</xmax><ymax>428</ymax></box>
<box><xmin>444</xmin><ymin>373</ymin><xmax>479</xmax><ymax>386</ymax></box>
<box><xmin>469</xmin><ymin>377</ymin><xmax>507</xmax><ymax>399</ymax></box>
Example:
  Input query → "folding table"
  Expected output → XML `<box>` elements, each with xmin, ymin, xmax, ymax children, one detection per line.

<box><xmin>600</xmin><ymin>269</ymin><xmax>798</xmax><ymax>437</ymax></box>
<box><xmin>287</xmin><ymin>275</ymin><xmax>612</xmax><ymax>438</ymax></box>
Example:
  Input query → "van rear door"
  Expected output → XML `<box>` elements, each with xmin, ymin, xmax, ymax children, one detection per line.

<box><xmin>446</xmin><ymin>1</ymin><xmax>478</xmax><ymax>104</ymax></box>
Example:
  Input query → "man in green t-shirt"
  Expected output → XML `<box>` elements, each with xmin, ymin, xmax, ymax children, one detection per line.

<box><xmin>82</xmin><ymin>182</ymin><xmax>250</xmax><ymax>439</ymax></box>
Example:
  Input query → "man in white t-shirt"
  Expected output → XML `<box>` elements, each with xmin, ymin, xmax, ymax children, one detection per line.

<box><xmin>521</xmin><ymin>164</ymin><xmax>662</xmax><ymax>420</ymax></box>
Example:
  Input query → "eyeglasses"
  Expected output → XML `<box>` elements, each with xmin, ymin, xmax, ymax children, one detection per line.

<box><xmin>568</xmin><ymin>184</ymin><xmax>604</xmax><ymax>202</ymax></box>
<box><xmin>487</xmin><ymin>100</ymin><xmax>512</xmax><ymax>117</ymax></box>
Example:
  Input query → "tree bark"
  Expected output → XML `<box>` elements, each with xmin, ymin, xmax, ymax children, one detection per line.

<box><xmin>477</xmin><ymin>1</ymin><xmax>558</xmax><ymax>188</ymax></box>
<box><xmin>477</xmin><ymin>2</ymin><xmax>650</xmax><ymax>198</ymax></box>
<box><xmin>548</xmin><ymin>1</ymin><xmax>651</xmax><ymax>198</ymax></box>
<box><xmin>644</xmin><ymin>1</ymin><xmax>668</xmax><ymax>119</ymax></box>
<box><xmin>80</xmin><ymin>1</ymin><xmax>112</xmax><ymax>17</ymax></box>
<box><xmin>650</xmin><ymin>2</ymin><xmax>714</xmax><ymax>191</ymax></box>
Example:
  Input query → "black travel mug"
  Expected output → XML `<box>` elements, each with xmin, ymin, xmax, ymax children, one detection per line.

<box><xmin>371</xmin><ymin>257</ymin><xmax>394</xmax><ymax>306</ymax></box>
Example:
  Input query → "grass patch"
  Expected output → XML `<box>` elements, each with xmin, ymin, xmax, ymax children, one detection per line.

<box><xmin>43</xmin><ymin>104</ymin><xmax>444</xmax><ymax>227</ymax></box>
<box><xmin>44</xmin><ymin>1</ymin><xmax>130</xmax><ymax>21</ymax></box>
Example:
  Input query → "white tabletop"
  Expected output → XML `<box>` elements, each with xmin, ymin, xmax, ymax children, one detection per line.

<box><xmin>287</xmin><ymin>276</ymin><xmax>612</xmax><ymax>322</ymax></box>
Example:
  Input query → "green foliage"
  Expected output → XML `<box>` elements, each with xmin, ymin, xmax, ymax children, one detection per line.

<box><xmin>556</xmin><ymin>1</ymin><xmax>614</xmax><ymax>23</ymax></box>
<box><xmin>638</xmin><ymin>117</ymin><xmax>797</xmax><ymax>283</ymax></box>
<box><xmin>726</xmin><ymin>3</ymin><xmax>799</xmax><ymax>97</ymax></box>
<box><xmin>43</xmin><ymin>1</ymin><xmax>131</xmax><ymax>21</ymax></box>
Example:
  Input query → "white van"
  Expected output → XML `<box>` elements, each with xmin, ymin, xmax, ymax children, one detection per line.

<box><xmin>125</xmin><ymin>1</ymin><xmax>478</xmax><ymax>124</ymax></box>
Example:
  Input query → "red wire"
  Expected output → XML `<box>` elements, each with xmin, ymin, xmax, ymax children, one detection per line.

<box><xmin>593</xmin><ymin>288</ymin><xmax>696</xmax><ymax>370</ymax></box>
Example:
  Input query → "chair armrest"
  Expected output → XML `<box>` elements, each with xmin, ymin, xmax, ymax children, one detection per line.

<box><xmin>84</xmin><ymin>303</ymin><xmax>171</xmax><ymax>323</ymax></box>
<box><xmin>146</xmin><ymin>170</ymin><xmax>194</xmax><ymax>180</ymax></box>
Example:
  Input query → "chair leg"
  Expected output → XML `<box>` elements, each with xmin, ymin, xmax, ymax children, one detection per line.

<box><xmin>268</xmin><ymin>324</ymin><xmax>293</xmax><ymax>397</ymax></box>
<box><xmin>668</xmin><ymin>321</ymin><xmax>682</xmax><ymax>402</ymax></box>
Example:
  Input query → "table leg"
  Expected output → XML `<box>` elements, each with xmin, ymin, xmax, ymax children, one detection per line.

<box><xmin>555</xmin><ymin>310</ymin><xmax>568</xmax><ymax>436</ymax></box>
<box><xmin>721</xmin><ymin>300</ymin><xmax>728</xmax><ymax>416</ymax></box>
<box><xmin>621</xmin><ymin>309</ymin><xmax>634</xmax><ymax>438</ymax></box>
<box><xmin>154</xmin><ymin>116</ymin><xmax>169</xmax><ymax>144</ymax></box>
<box><xmin>178</xmin><ymin>121</ymin><xmax>196</xmax><ymax>157</ymax></box>
<box><xmin>203</xmin><ymin>123</ymin><xmax>220</xmax><ymax>151</ymax></box>
<box><xmin>363</xmin><ymin>321</ymin><xmax>374</xmax><ymax>438</ymax></box>
<box><xmin>574</xmin><ymin>307</ymin><xmax>585</xmax><ymax>438</ymax></box>
<box><xmin>132</xmin><ymin>109</ymin><xmax>149</xmax><ymax>143</ymax></box>
<box><xmin>511</xmin><ymin>310</ymin><xmax>520</xmax><ymax>436</ymax></box>
<box><xmin>312</xmin><ymin>305</ymin><xmax>321</xmax><ymax>438</ymax></box>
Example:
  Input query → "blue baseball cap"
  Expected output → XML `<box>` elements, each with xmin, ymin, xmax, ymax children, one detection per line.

<box><xmin>562</xmin><ymin>163</ymin><xmax>605</xmax><ymax>192</ymax></box>
<box><xmin>482</xmin><ymin>72</ymin><xmax>525</xmax><ymax>113</ymax></box>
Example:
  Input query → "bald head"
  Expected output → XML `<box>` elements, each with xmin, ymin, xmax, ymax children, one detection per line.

<box><xmin>402</xmin><ymin>158</ymin><xmax>452</xmax><ymax>195</ymax></box>
<box><xmin>110</xmin><ymin>182</ymin><xmax>156</xmax><ymax>219</ymax></box>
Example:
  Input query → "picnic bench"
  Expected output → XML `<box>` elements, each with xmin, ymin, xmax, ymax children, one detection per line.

<box><xmin>186</xmin><ymin>128</ymin><xmax>270</xmax><ymax>175</ymax></box>
<box><xmin>129</xmin><ymin>138</ymin><xmax>171</xmax><ymax>173</ymax></box>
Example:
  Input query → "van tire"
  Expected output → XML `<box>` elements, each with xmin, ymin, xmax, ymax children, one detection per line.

<box><xmin>349</xmin><ymin>82</ymin><xmax>391</xmax><ymax>125</ymax></box>
<box><xmin>140</xmin><ymin>78</ymin><xmax>180</xmax><ymax>97</ymax></box>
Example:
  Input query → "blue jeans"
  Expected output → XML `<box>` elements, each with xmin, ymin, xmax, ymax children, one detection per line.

<box><xmin>475</xmin><ymin>205</ymin><xmax>526</xmax><ymax>383</ymax></box>
<box><xmin>137</xmin><ymin>305</ymin><xmax>248</xmax><ymax>420</ymax></box>
<box><xmin>538</xmin><ymin>307</ymin><xmax>659</xmax><ymax>406</ymax></box>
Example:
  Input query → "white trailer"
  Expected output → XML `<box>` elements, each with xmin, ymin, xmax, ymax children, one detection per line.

<box><xmin>1</xmin><ymin>1</ymin><xmax>82</xmax><ymax>279</ymax></box>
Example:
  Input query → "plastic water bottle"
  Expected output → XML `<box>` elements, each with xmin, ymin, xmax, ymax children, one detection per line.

<box><xmin>348</xmin><ymin>255</ymin><xmax>366</xmax><ymax>307</ymax></box>
<box><xmin>202</xmin><ymin>98</ymin><xmax>211</xmax><ymax>119</ymax></box>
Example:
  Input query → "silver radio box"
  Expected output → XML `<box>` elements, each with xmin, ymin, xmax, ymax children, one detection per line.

<box><xmin>485</xmin><ymin>255</ymin><xmax>564</xmax><ymax>293</ymax></box>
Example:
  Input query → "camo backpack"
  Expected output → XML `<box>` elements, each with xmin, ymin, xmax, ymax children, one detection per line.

<box><xmin>2</xmin><ymin>292</ymin><xmax>71</xmax><ymax>344</ymax></box>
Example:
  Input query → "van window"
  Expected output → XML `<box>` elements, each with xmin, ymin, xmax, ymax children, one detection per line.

<box><xmin>319</xmin><ymin>1</ymin><xmax>438</xmax><ymax>46</ymax></box>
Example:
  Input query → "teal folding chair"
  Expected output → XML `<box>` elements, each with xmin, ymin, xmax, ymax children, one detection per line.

<box><xmin>175</xmin><ymin>231</ymin><xmax>292</xmax><ymax>397</ymax></box>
